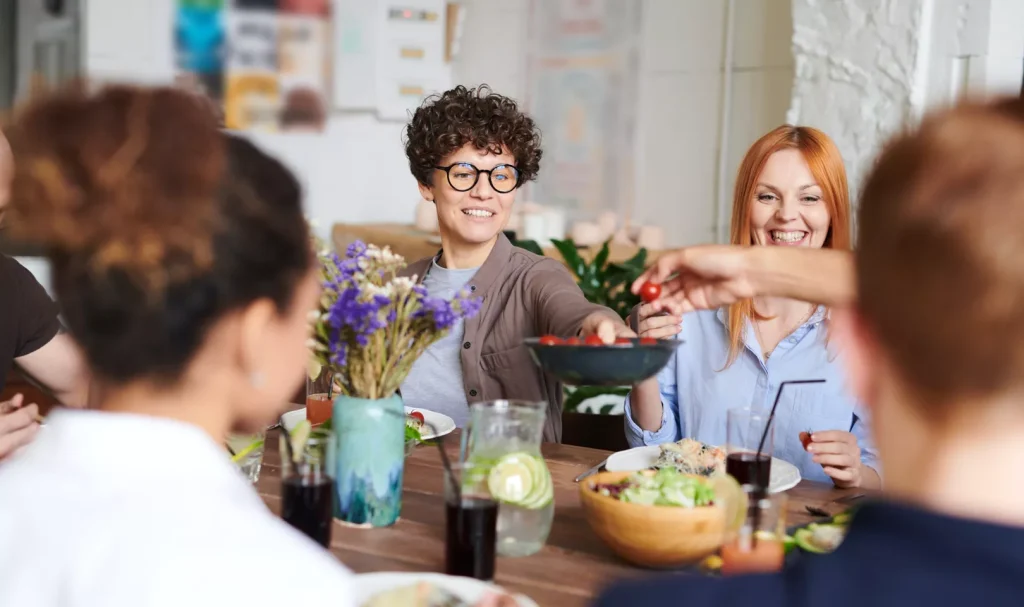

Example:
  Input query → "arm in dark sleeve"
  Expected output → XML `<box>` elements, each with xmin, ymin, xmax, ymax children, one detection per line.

<box><xmin>9</xmin><ymin>258</ymin><xmax>61</xmax><ymax>357</ymax></box>
<box><xmin>523</xmin><ymin>257</ymin><xmax>621</xmax><ymax>337</ymax></box>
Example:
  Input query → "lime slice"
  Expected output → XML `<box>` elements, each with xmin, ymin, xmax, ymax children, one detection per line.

<box><xmin>487</xmin><ymin>453</ymin><xmax>535</xmax><ymax>505</ymax></box>
<box><xmin>230</xmin><ymin>438</ymin><xmax>264</xmax><ymax>463</ymax></box>
<box><xmin>516</xmin><ymin>454</ymin><xmax>554</xmax><ymax>510</ymax></box>
<box><xmin>307</xmin><ymin>358</ymin><xmax>322</xmax><ymax>380</ymax></box>
<box><xmin>288</xmin><ymin>419</ymin><xmax>312</xmax><ymax>463</ymax></box>
<box><xmin>709</xmin><ymin>473</ymin><xmax>746</xmax><ymax>532</ymax></box>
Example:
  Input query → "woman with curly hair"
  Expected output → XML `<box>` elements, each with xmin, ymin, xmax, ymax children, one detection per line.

<box><xmin>399</xmin><ymin>85</ymin><xmax>632</xmax><ymax>442</ymax></box>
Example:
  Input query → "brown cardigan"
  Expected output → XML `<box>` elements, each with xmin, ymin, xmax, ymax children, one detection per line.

<box><xmin>399</xmin><ymin>234</ymin><xmax>618</xmax><ymax>442</ymax></box>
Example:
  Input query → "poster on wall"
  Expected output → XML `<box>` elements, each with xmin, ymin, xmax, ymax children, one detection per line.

<box><xmin>525</xmin><ymin>0</ymin><xmax>641</xmax><ymax>218</ymax></box>
<box><xmin>175</xmin><ymin>0</ymin><xmax>332</xmax><ymax>133</ymax></box>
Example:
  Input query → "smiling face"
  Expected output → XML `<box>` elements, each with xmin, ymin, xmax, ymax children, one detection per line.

<box><xmin>748</xmin><ymin>148</ymin><xmax>831</xmax><ymax>248</ymax></box>
<box><xmin>419</xmin><ymin>143</ymin><xmax>518</xmax><ymax>249</ymax></box>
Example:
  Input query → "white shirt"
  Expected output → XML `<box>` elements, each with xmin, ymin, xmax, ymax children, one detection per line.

<box><xmin>0</xmin><ymin>409</ymin><xmax>355</xmax><ymax>607</ymax></box>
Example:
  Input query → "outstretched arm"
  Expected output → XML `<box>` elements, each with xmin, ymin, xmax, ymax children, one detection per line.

<box><xmin>632</xmin><ymin>245</ymin><xmax>856</xmax><ymax>313</ymax></box>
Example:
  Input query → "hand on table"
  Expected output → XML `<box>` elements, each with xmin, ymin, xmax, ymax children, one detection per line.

<box><xmin>0</xmin><ymin>394</ymin><xmax>42</xmax><ymax>460</ymax></box>
<box><xmin>803</xmin><ymin>430</ymin><xmax>865</xmax><ymax>489</ymax></box>
<box><xmin>580</xmin><ymin>312</ymin><xmax>636</xmax><ymax>344</ymax></box>
<box><xmin>635</xmin><ymin>303</ymin><xmax>682</xmax><ymax>339</ymax></box>
<box><xmin>631</xmin><ymin>246</ymin><xmax>757</xmax><ymax>315</ymax></box>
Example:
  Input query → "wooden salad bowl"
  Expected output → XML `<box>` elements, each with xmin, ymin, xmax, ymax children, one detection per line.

<box><xmin>578</xmin><ymin>470</ymin><xmax>726</xmax><ymax>568</ymax></box>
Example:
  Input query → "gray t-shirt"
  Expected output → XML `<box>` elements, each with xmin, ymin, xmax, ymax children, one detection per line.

<box><xmin>399</xmin><ymin>258</ymin><xmax>479</xmax><ymax>428</ymax></box>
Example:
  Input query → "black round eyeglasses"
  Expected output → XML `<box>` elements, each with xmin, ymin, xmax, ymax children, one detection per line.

<box><xmin>434</xmin><ymin>162</ymin><xmax>521</xmax><ymax>194</ymax></box>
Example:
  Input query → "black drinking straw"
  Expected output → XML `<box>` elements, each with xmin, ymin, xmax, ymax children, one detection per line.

<box><xmin>755</xmin><ymin>379</ymin><xmax>826</xmax><ymax>468</ymax></box>
<box><xmin>749</xmin><ymin>378</ymin><xmax>826</xmax><ymax>547</ymax></box>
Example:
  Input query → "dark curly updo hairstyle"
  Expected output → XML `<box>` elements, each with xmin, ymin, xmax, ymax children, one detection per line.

<box><xmin>5</xmin><ymin>84</ymin><xmax>312</xmax><ymax>386</ymax></box>
<box><xmin>404</xmin><ymin>84</ymin><xmax>542</xmax><ymax>187</ymax></box>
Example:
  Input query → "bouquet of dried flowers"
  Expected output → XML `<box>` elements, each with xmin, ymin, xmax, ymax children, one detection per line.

<box><xmin>308</xmin><ymin>239</ymin><xmax>481</xmax><ymax>401</ymax></box>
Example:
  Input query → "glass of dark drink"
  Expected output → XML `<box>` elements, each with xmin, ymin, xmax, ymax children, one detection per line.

<box><xmin>725</xmin><ymin>407</ymin><xmax>774</xmax><ymax>493</ymax></box>
<box><xmin>280</xmin><ymin>426</ymin><xmax>335</xmax><ymax>548</ymax></box>
<box><xmin>444</xmin><ymin>462</ymin><xmax>498</xmax><ymax>581</ymax></box>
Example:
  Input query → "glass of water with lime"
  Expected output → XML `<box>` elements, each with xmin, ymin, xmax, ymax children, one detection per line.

<box><xmin>227</xmin><ymin>431</ymin><xmax>266</xmax><ymax>482</ymax></box>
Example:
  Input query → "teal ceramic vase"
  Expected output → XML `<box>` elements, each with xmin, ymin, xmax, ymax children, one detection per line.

<box><xmin>332</xmin><ymin>393</ymin><xmax>405</xmax><ymax>527</ymax></box>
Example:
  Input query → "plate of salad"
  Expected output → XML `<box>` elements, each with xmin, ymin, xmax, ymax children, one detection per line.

<box><xmin>281</xmin><ymin>406</ymin><xmax>455</xmax><ymax>442</ymax></box>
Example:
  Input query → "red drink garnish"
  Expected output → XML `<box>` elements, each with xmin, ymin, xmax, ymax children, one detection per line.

<box><xmin>799</xmin><ymin>431</ymin><xmax>812</xmax><ymax>450</ymax></box>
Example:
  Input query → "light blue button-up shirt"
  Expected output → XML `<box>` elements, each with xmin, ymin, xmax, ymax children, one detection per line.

<box><xmin>624</xmin><ymin>306</ymin><xmax>880</xmax><ymax>484</ymax></box>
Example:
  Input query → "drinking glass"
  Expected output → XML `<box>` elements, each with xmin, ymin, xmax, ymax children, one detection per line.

<box><xmin>725</xmin><ymin>407</ymin><xmax>774</xmax><ymax>492</ymax></box>
<box><xmin>280</xmin><ymin>426</ymin><xmax>336</xmax><ymax>547</ymax></box>
<box><xmin>227</xmin><ymin>430</ymin><xmax>266</xmax><ymax>483</ymax></box>
<box><xmin>306</xmin><ymin>368</ymin><xmax>335</xmax><ymax>426</ymax></box>
<box><xmin>444</xmin><ymin>461</ymin><xmax>498</xmax><ymax>581</ymax></box>
<box><xmin>721</xmin><ymin>485</ymin><xmax>787</xmax><ymax>575</ymax></box>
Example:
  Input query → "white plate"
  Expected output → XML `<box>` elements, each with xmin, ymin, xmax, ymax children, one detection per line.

<box><xmin>354</xmin><ymin>572</ymin><xmax>538</xmax><ymax>607</ymax></box>
<box><xmin>280</xmin><ymin>407</ymin><xmax>456</xmax><ymax>441</ymax></box>
<box><xmin>604</xmin><ymin>445</ymin><xmax>801</xmax><ymax>494</ymax></box>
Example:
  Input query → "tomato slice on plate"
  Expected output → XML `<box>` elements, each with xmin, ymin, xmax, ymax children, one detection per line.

<box><xmin>538</xmin><ymin>335</ymin><xmax>562</xmax><ymax>346</ymax></box>
<box><xmin>409</xmin><ymin>411</ymin><xmax>425</xmax><ymax>423</ymax></box>
<box><xmin>584</xmin><ymin>334</ymin><xmax>604</xmax><ymax>346</ymax></box>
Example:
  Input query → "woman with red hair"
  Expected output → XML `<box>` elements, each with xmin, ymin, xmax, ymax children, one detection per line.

<box><xmin>626</xmin><ymin>126</ymin><xmax>880</xmax><ymax>489</ymax></box>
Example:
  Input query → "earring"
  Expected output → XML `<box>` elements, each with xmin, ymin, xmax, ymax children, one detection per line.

<box><xmin>250</xmin><ymin>372</ymin><xmax>265</xmax><ymax>388</ymax></box>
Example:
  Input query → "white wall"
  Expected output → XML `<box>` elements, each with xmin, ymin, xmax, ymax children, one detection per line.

<box><xmin>789</xmin><ymin>0</ymin><xmax>1024</xmax><ymax>204</ymax></box>
<box><xmin>81</xmin><ymin>0</ymin><xmax>796</xmax><ymax>249</ymax></box>
<box><xmin>69</xmin><ymin>0</ymin><xmax>1024</xmax><ymax>253</ymax></box>
<box><xmin>86</xmin><ymin>0</ymin><xmax>421</xmax><ymax>243</ymax></box>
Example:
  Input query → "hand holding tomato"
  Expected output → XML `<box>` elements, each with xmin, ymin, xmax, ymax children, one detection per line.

<box><xmin>805</xmin><ymin>430</ymin><xmax>865</xmax><ymax>489</ymax></box>
<box><xmin>635</xmin><ymin>303</ymin><xmax>681</xmax><ymax>340</ymax></box>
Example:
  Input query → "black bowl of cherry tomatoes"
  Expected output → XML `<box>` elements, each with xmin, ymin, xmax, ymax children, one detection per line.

<box><xmin>523</xmin><ymin>334</ymin><xmax>681</xmax><ymax>386</ymax></box>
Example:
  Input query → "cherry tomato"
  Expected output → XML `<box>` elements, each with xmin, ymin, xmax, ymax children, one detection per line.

<box><xmin>639</xmin><ymin>337</ymin><xmax>657</xmax><ymax>345</ymax></box>
<box><xmin>565</xmin><ymin>336</ymin><xmax>582</xmax><ymax>345</ymax></box>
<box><xmin>409</xmin><ymin>411</ymin><xmax>425</xmax><ymax>423</ymax></box>
<box><xmin>584</xmin><ymin>334</ymin><xmax>604</xmax><ymax>346</ymax></box>
<box><xmin>614</xmin><ymin>337</ymin><xmax>632</xmax><ymax>344</ymax></box>
<box><xmin>799</xmin><ymin>431</ymin><xmax>812</xmax><ymax>451</ymax></box>
<box><xmin>639</xmin><ymin>281</ymin><xmax>662</xmax><ymax>303</ymax></box>
<box><xmin>539</xmin><ymin>335</ymin><xmax>562</xmax><ymax>346</ymax></box>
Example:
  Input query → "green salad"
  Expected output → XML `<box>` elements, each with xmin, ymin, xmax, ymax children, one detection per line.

<box><xmin>595</xmin><ymin>468</ymin><xmax>717</xmax><ymax>507</ymax></box>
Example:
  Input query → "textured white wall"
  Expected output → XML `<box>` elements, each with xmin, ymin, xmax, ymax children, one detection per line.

<box><xmin>788</xmin><ymin>0</ymin><xmax>1024</xmax><ymax>201</ymax></box>
<box><xmin>787</xmin><ymin>0</ymin><xmax>930</xmax><ymax>199</ymax></box>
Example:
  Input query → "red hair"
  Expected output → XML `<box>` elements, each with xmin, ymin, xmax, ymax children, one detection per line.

<box><xmin>724</xmin><ymin>126</ymin><xmax>852</xmax><ymax>366</ymax></box>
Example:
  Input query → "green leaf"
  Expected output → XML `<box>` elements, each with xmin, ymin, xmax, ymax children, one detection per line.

<box><xmin>584</xmin><ymin>240</ymin><xmax>611</xmax><ymax>286</ymax></box>
<box><xmin>514</xmin><ymin>239</ymin><xmax>545</xmax><ymax>256</ymax></box>
<box><xmin>550</xmin><ymin>238</ymin><xmax>587</xmax><ymax>279</ymax></box>
<box><xmin>592</xmin><ymin>240</ymin><xmax>611</xmax><ymax>272</ymax></box>
<box><xmin>598</xmin><ymin>404</ymin><xmax>618</xmax><ymax>415</ymax></box>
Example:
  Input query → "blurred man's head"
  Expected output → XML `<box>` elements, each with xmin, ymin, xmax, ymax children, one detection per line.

<box><xmin>837</xmin><ymin>97</ymin><xmax>1024</xmax><ymax>511</ymax></box>
<box><xmin>0</xmin><ymin>129</ymin><xmax>11</xmax><ymax>225</ymax></box>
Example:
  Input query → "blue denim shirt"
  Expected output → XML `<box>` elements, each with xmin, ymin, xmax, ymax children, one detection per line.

<box><xmin>623</xmin><ymin>307</ymin><xmax>880</xmax><ymax>484</ymax></box>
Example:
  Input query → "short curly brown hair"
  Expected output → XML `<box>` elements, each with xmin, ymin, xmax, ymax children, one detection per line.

<box><xmin>404</xmin><ymin>84</ymin><xmax>542</xmax><ymax>187</ymax></box>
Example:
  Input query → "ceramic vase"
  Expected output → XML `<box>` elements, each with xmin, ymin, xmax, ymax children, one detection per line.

<box><xmin>332</xmin><ymin>393</ymin><xmax>405</xmax><ymax>527</ymax></box>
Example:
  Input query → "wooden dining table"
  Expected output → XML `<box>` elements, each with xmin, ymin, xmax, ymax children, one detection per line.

<box><xmin>255</xmin><ymin>428</ymin><xmax>867</xmax><ymax>607</ymax></box>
